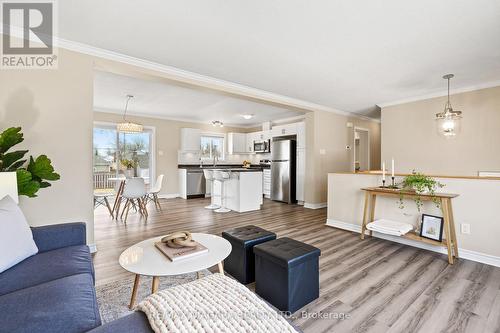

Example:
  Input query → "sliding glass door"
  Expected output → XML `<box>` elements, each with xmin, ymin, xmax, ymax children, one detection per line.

<box><xmin>93</xmin><ymin>124</ymin><xmax>154</xmax><ymax>189</ymax></box>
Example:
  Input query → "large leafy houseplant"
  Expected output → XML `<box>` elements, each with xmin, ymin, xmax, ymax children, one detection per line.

<box><xmin>0</xmin><ymin>127</ymin><xmax>60</xmax><ymax>197</ymax></box>
<box><xmin>398</xmin><ymin>171</ymin><xmax>444</xmax><ymax>211</ymax></box>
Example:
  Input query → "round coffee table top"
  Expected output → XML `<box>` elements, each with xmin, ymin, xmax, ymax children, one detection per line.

<box><xmin>119</xmin><ymin>233</ymin><xmax>232</xmax><ymax>277</ymax></box>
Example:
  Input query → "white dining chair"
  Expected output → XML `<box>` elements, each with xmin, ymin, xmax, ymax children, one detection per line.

<box><xmin>120</xmin><ymin>177</ymin><xmax>148</xmax><ymax>223</ymax></box>
<box><xmin>146</xmin><ymin>174</ymin><xmax>164</xmax><ymax>211</ymax></box>
<box><xmin>93</xmin><ymin>190</ymin><xmax>114</xmax><ymax>218</ymax></box>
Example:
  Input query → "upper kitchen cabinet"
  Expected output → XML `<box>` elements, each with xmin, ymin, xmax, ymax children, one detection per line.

<box><xmin>271</xmin><ymin>122</ymin><xmax>305</xmax><ymax>148</ymax></box>
<box><xmin>180</xmin><ymin>128</ymin><xmax>201</xmax><ymax>152</ymax></box>
<box><xmin>227</xmin><ymin>132</ymin><xmax>247</xmax><ymax>154</ymax></box>
<box><xmin>254</xmin><ymin>130</ymin><xmax>271</xmax><ymax>141</ymax></box>
<box><xmin>271</xmin><ymin>123</ymin><xmax>297</xmax><ymax>138</ymax></box>
<box><xmin>246</xmin><ymin>132</ymin><xmax>257</xmax><ymax>153</ymax></box>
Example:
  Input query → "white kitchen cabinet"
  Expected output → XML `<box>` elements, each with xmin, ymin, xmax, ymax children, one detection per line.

<box><xmin>246</xmin><ymin>132</ymin><xmax>259</xmax><ymax>153</ymax></box>
<box><xmin>271</xmin><ymin>123</ymin><xmax>298</xmax><ymax>138</ymax></box>
<box><xmin>296</xmin><ymin>122</ymin><xmax>306</xmax><ymax>149</ymax></box>
<box><xmin>263</xmin><ymin>168</ymin><xmax>271</xmax><ymax>198</ymax></box>
<box><xmin>180</xmin><ymin>128</ymin><xmax>201</xmax><ymax>152</ymax></box>
<box><xmin>254</xmin><ymin>130</ymin><xmax>270</xmax><ymax>141</ymax></box>
<box><xmin>227</xmin><ymin>133</ymin><xmax>247</xmax><ymax>154</ymax></box>
<box><xmin>296</xmin><ymin>148</ymin><xmax>305</xmax><ymax>202</ymax></box>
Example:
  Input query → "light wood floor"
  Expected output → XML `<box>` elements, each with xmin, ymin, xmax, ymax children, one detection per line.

<box><xmin>93</xmin><ymin>198</ymin><xmax>500</xmax><ymax>333</ymax></box>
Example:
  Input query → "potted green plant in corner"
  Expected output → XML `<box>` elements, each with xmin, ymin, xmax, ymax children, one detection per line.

<box><xmin>398</xmin><ymin>171</ymin><xmax>444</xmax><ymax>211</ymax></box>
<box><xmin>0</xmin><ymin>127</ymin><xmax>60</xmax><ymax>197</ymax></box>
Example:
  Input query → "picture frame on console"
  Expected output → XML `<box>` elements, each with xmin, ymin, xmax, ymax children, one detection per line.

<box><xmin>420</xmin><ymin>214</ymin><xmax>444</xmax><ymax>242</ymax></box>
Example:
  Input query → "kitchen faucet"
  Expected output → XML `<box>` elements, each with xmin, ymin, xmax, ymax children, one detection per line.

<box><xmin>213</xmin><ymin>154</ymin><xmax>218</xmax><ymax>167</ymax></box>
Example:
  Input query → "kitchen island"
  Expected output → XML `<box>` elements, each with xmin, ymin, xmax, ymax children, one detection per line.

<box><xmin>211</xmin><ymin>168</ymin><xmax>263</xmax><ymax>212</ymax></box>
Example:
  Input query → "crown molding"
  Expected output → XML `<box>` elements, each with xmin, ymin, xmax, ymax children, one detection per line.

<box><xmin>377</xmin><ymin>80</ymin><xmax>500</xmax><ymax>108</ymax></box>
<box><xmin>271</xmin><ymin>115</ymin><xmax>306</xmax><ymax>125</ymax></box>
<box><xmin>93</xmin><ymin>108</ymin><xmax>258</xmax><ymax>129</ymax></box>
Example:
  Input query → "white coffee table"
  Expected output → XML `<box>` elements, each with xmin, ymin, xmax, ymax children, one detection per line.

<box><xmin>119</xmin><ymin>233</ymin><xmax>231</xmax><ymax>308</ymax></box>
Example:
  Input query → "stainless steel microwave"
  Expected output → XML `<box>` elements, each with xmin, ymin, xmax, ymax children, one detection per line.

<box><xmin>254</xmin><ymin>139</ymin><xmax>270</xmax><ymax>153</ymax></box>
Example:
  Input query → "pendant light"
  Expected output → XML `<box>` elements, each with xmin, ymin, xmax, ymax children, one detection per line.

<box><xmin>435</xmin><ymin>74</ymin><xmax>462</xmax><ymax>138</ymax></box>
<box><xmin>117</xmin><ymin>95</ymin><xmax>143</xmax><ymax>133</ymax></box>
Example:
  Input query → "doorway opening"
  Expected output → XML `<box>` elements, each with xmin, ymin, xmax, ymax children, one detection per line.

<box><xmin>353</xmin><ymin>127</ymin><xmax>370</xmax><ymax>172</ymax></box>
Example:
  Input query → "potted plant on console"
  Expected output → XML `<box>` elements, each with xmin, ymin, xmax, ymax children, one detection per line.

<box><xmin>398</xmin><ymin>171</ymin><xmax>444</xmax><ymax>211</ymax></box>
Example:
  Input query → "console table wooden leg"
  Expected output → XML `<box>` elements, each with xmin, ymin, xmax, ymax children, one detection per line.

<box><xmin>152</xmin><ymin>276</ymin><xmax>160</xmax><ymax>294</ymax></box>
<box><xmin>361</xmin><ymin>192</ymin><xmax>370</xmax><ymax>240</ymax></box>
<box><xmin>197</xmin><ymin>271</ymin><xmax>202</xmax><ymax>279</ymax></box>
<box><xmin>446</xmin><ymin>198</ymin><xmax>459</xmax><ymax>258</ymax></box>
<box><xmin>129</xmin><ymin>274</ymin><xmax>140</xmax><ymax>309</ymax></box>
<box><xmin>368</xmin><ymin>194</ymin><xmax>377</xmax><ymax>236</ymax></box>
<box><xmin>442</xmin><ymin>198</ymin><xmax>454</xmax><ymax>264</ymax></box>
<box><xmin>218</xmin><ymin>262</ymin><xmax>224</xmax><ymax>275</ymax></box>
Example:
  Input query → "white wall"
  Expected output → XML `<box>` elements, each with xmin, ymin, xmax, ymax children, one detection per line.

<box><xmin>381</xmin><ymin>86</ymin><xmax>500</xmax><ymax>176</ymax></box>
<box><xmin>0</xmin><ymin>48</ymin><xmax>95</xmax><ymax>244</ymax></box>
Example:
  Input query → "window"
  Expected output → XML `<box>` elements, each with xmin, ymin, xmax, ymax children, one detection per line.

<box><xmin>200</xmin><ymin>135</ymin><xmax>224</xmax><ymax>160</ymax></box>
<box><xmin>93</xmin><ymin>124</ymin><xmax>154</xmax><ymax>189</ymax></box>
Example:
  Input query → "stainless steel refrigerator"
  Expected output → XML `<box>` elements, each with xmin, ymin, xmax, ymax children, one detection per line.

<box><xmin>271</xmin><ymin>139</ymin><xmax>296</xmax><ymax>204</ymax></box>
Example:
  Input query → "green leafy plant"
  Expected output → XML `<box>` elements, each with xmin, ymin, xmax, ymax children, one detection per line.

<box><xmin>120</xmin><ymin>159</ymin><xmax>137</xmax><ymax>169</ymax></box>
<box><xmin>398</xmin><ymin>170</ymin><xmax>444</xmax><ymax>211</ymax></box>
<box><xmin>0</xmin><ymin>127</ymin><xmax>60</xmax><ymax>197</ymax></box>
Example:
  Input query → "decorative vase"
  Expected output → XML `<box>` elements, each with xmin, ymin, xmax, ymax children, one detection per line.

<box><xmin>124</xmin><ymin>169</ymin><xmax>134</xmax><ymax>178</ymax></box>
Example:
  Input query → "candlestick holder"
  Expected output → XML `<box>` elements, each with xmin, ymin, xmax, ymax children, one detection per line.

<box><xmin>388</xmin><ymin>176</ymin><xmax>398</xmax><ymax>189</ymax></box>
<box><xmin>379</xmin><ymin>179</ymin><xmax>387</xmax><ymax>188</ymax></box>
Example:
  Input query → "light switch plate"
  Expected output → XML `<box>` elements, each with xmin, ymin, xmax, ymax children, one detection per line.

<box><xmin>319</xmin><ymin>149</ymin><xmax>326</xmax><ymax>155</ymax></box>
<box><xmin>461</xmin><ymin>223</ymin><xmax>471</xmax><ymax>234</ymax></box>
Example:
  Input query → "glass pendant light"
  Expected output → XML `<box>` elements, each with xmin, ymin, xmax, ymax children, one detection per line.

<box><xmin>117</xmin><ymin>95</ymin><xmax>143</xmax><ymax>133</ymax></box>
<box><xmin>435</xmin><ymin>74</ymin><xmax>462</xmax><ymax>138</ymax></box>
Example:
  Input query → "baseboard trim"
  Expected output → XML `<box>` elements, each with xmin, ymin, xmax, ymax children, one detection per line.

<box><xmin>326</xmin><ymin>219</ymin><xmax>500</xmax><ymax>268</ymax></box>
<box><xmin>88</xmin><ymin>243</ymin><xmax>97</xmax><ymax>254</ymax></box>
<box><xmin>304</xmin><ymin>202</ymin><xmax>327</xmax><ymax>209</ymax></box>
<box><xmin>158</xmin><ymin>193</ymin><xmax>180</xmax><ymax>199</ymax></box>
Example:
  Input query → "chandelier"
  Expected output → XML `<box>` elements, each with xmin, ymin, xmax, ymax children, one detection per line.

<box><xmin>117</xmin><ymin>95</ymin><xmax>143</xmax><ymax>133</ymax></box>
<box><xmin>435</xmin><ymin>74</ymin><xmax>462</xmax><ymax>138</ymax></box>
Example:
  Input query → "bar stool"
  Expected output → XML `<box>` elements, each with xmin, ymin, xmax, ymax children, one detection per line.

<box><xmin>203</xmin><ymin>169</ymin><xmax>220</xmax><ymax>210</ymax></box>
<box><xmin>213</xmin><ymin>170</ymin><xmax>231</xmax><ymax>213</ymax></box>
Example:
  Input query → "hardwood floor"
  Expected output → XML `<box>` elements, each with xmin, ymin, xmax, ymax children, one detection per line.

<box><xmin>93</xmin><ymin>198</ymin><xmax>500</xmax><ymax>333</ymax></box>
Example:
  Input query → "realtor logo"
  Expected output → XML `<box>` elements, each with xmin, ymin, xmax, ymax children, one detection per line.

<box><xmin>1</xmin><ymin>1</ymin><xmax>58</xmax><ymax>69</ymax></box>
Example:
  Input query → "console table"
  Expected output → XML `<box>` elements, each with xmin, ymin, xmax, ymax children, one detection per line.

<box><xmin>360</xmin><ymin>187</ymin><xmax>459</xmax><ymax>264</ymax></box>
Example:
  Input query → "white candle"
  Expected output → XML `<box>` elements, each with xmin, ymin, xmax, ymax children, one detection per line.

<box><xmin>382</xmin><ymin>161</ymin><xmax>386</xmax><ymax>181</ymax></box>
<box><xmin>391</xmin><ymin>158</ymin><xmax>395</xmax><ymax>178</ymax></box>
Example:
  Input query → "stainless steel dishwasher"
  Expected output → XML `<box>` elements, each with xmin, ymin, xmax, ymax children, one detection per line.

<box><xmin>186</xmin><ymin>169</ymin><xmax>206</xmax><ymax>198</ymax></box>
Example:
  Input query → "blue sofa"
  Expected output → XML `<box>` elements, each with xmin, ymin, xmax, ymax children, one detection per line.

<box><xmin>0</xmin><ymin>222</ymin><xmax>153</xmax><ymax>333</ymax></box>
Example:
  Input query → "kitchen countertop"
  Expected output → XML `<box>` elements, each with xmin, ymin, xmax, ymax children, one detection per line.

<box><xmin>178</xmin><ymin>164</ymin><xmax>270</xmax><ymax>170</ymax></box>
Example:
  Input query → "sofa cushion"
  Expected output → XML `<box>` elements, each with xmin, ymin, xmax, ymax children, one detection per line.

<box><xmin>0</xmin><ymin>245</ymin><xmax>94</xmax><ymax>296</ymax></box>
<box><xmin>86</xmin><ymin>312</ymin><xmax>153</xmax><ymax>333</ymax></box>
<box><xmin>0</xmin><ymin>195</ymin><xmax>38</xmax><ymax>273</ymax></box>
<box><xmin>0</xmin><ymin>273</ymin><xmax>101</xmax><ymax>333</ymax></box>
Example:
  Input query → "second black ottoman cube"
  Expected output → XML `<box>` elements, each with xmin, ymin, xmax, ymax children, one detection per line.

<box><xmin>254</xmin><ymin>237</ymin><xmax>321</xmax><ymax>313</ymax></box>
<box><xmin>222</xmin><ymin>225</ymin><xmax>276</xmax><ymax>284</ymax></box>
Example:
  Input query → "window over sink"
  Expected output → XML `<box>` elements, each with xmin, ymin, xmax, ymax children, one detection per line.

<box><xmin>200</xmin><ymin>135</ymin><xmax>225</xmax><ymax>160</ymax></box>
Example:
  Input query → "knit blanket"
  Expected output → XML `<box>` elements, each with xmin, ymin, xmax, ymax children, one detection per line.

<box><xmin>137</xmin><ymin>273</ymin><xmax>297</xmax><ymax>333</ymax></box>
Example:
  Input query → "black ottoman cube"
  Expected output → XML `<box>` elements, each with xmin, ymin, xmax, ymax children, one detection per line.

<box><xmin>222</xmin><ymin>225</ymin><xmax>276</xmax><ymax>284</ymax></box>
<box><xmin>254</xmin><ymin>237</ymin><xmax>321</xmax><ymax>313</ymax></box>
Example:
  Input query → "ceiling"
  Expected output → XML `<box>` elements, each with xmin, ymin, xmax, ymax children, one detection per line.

<box><xmin>60</xmin><ymin>0</ymin><xmax>500</xmax><ymax>118</ymax></box>
<box><xmin>94</xmin><ymin>71</ymin><xmax>304</xmax><ymax>127</ymax></box>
